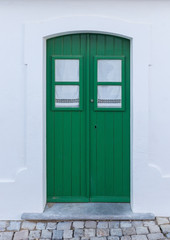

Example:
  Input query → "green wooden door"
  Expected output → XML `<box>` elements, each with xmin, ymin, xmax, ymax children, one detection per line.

<box><xmin>47</xmin><ymin>33</ymin><xmax>130</xmax><ymax>202</ymax></box>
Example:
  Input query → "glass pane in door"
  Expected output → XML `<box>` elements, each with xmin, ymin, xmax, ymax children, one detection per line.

<box><xmin>55</xmin><ymin>85</ymin><xmax>79</xmax><ymax>107</ymax></box>
<box><xmin>55</xmin><ymin>59</ymin><xmax>79</xmax><ymax>82</ymax></box>
<box><xmin>98</xmin><ymin>60</ymin><xmax>121</xmax><ymax>82</ymax></box>
<box><xmin>97</xmin><ymin>85</ymin><xmax>122</xmax><ymax>108</ymax></box>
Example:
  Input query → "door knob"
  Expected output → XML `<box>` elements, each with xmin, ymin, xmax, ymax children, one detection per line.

<box><xmin>90</xmin><ymin>99</ymin><xmax>94</xmax><ymax>103</ymax></box>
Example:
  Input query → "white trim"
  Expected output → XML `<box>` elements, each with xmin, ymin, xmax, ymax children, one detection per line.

<box><xmin>23</xmin><ymin>16</ymin><xmax>151</xmax><ymax>215</ymax></box>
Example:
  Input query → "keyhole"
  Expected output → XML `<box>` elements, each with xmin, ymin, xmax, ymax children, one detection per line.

<box><xmin>95</xmin><ymin>125</ymin><xmax>97</xmax><ymax>128</ymax></box>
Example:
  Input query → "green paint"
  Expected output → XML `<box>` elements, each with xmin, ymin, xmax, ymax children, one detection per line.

<box><xmin>46</xmin><ymin>33</ymin><xmax>130</xmax><ymax>202</ymax></box>
<box><xmin>94</xmin><ymin>56</ymin><xmax>126</xmax><ymax>112</ymax></box>
<box><xmin>51</xmin><ymin>55</ymin><xmax>84</xmax><ymax>111</ymax></box>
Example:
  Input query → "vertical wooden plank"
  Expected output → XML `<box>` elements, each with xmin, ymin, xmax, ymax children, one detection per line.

<box><xmin>71</xmin><ymin>34</ymin><xmax>81</xmax><ymax>196</ymax></box>
<box><xmin>104</xmin><ymin>113</ymin><xmax>114</xmax><ymax>196</ymax></box>
<box><xmin>77</xmin><ymin>34</ymin><xmax>87</xmax><ymax>198</ymax></box>
<box><xmin>62</xmin><ymin>112</ymin><xmax>72</xmax><ymax>196</ymax></box>
<box><xmin>96</xmin><ymin>112</ymin><xmax>106</xmax><ymax>196</ymax></box>
<box><xmin>122</xmin><ymin>39</ymin><xmax>130</xmax><ymax>198</ymax></box>
<box><xmin>96</xmin><ymin>35</ymin><xmax>106</xmax><ymax>197</ymax></box>
<box><xmin>53</xmin><ymin>36</ymin><xmax>64</xmax><ymax>197</ymax></box>
<box><xmin>46</xmin><ymin>38</ymin><xmax>55</xmax><ymax>199</ymax></box>
<box><xmin>54</xmin><ymin>113</ymin><xmax>64</xmax><ymax>196</ymax></box>
<box><xmin>85</xmin><ymin>34</ymin><xmax>90</xmax><ymax>199</ymax></box>
<box><xmin>113</xmin><ymin>37</ymin><xmax>123</xmax><ymax>196</ymax></box>
<box><xmin>105</xmin><ymin>35</ymin><xmax>114</xmax><ymax>56</ymax></box>
<box><xmin>89</xmin><ymin>34</ymin><xmax>97</xmax><ymax>198</ymax></box>
<box><xmin>105</xmin><ymin>35</ymin><xmax>115</xmax><ymax>196</ymax></box>
<box><xmin>62</xmin><ymin>35</ymin><xmax>72</xmax><ymax>196</ymax></box>
<box><xmin>113</xmin><ymin>112</ymin><xmax>123</xmax><ymax>196</ymax></box>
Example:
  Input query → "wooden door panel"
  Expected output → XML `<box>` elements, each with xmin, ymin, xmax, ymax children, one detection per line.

<box><xmin>47</xmin><ymin>34</ymin><xmax>88</xmax><ymax>202</ymax></box>
<box><xmin>47</xmin><ymin>33</ymin><xmax>130</xmax><ymax>202</ymax></box>
<box><xmin>89</xmin><ymin>34</ymin><xmax>130</xmax><ymax>202</ymax></box>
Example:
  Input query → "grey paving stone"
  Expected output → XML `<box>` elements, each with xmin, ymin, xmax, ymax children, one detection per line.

<box><xmin>97</xmin><ymin>222</ymin><xmax>108</xmax><ymax>229</ymax></box>
<box><xmin>85</xmin><ymin>221</ymin><xmax>97</xmax><ymax>229</ymax></box>
<box><xmin>160</xmin><ymin>224</ymin><xmax>170</xmax><ymax>234</ymax></box>
<box><xmin>97</xmin><ymin>228</ymin><xmax>109</xmax><ymax>237</ymax></box>
<box><xmin>108</xmin><ymin>237</ymin><xmax>120</xmax><ymax>240</ymax></box>
<box><xmin>73</xmin><ymin>221</ymin><xmax>84</xmax><ymax>229</ymax></box>
<box><xmin>143</xmin><ymin>221</ymin><xmax>156</xmax><ymax>227</ymax></box>
<box><xmin>68</xmin><ymin>238</ymin><xmax>80</xmax><ymax>240</ymax></box>
<box><xmin>122</xmin><ymin>227</ymin><xmax>136</xmax><ymax>236</ymax></box>
<box><xmin>84</xmin><ymin>229</ymin><xmax>95</xmax><ymax>237</ymax></box>
<box><xmin>109</xmin><ymin>221</ymin><xmax>120</xmax><ymax>229</ymax></box>
<box><xmin>0</xmin><ymin>232</ymin><xmax>14</xmax><ymax>240</ymax></box>
<box><xmin>149</xmin><ymin>225</ymin><xmax>161</xmax><ymax>233</ymax></box>
<box><xmin>57</xmin><ymin>222</ymin><xmax>72</xmax><ymax>230</ymax></box>
<box><xmin>52</xmin><ymin>230</ymin><xmax>63</xmax><ymax>239</ymax></box>
<box><xmin>121</xmin><ymin>236</ymin><xmax>131</xmax><ymax>240</ymax></box>
<box><xmin>156</xmin><ymin>218</ymin><xmax>169</xmax><ymax>225</ymax></box>
<box><xmin>132</xmin><ymin>221</ymin><xmax>143</xmax><ymax>227</ymax></box>
<box><xmin>41</xmin><ymin>229</ymin><xmax>52</xmax><ymax>239</ymax></box>
<box><xmin>120</xmin><ymin>221</ymin><xmax>132</xmax><ymax>228</ymax></box>
<box><xmin>29</xmin><ymin>230</ymin><xmax>41</xmax><ymax>239</ymax></box>
<box><xmin>74</xmin><ymin>229</ymin><xmax>84</xmax><ymax>237</ymax></box>
<box><xmin>36</xmin><ymin>222</ymin><xmax>46</xmax><ymax>230</ymax></box>
<box><xmin>69</xmin><ymin>238</ymin><xmax>80</xmax><ymax>240</ymax></box>
<box><xmin>110</xmin><ymin>228</ymin><xmax>122</xmax><ymax>237</ymax></box>
<box><xmin>46</xmin><ymin>222</ymin><xmax>57</xmax><ymax>230</ymax></box>
<box><xmin>90</xmin><ymin>237</ymin><xmax>107</xmax><ymax>240</ymax></box>
<box><xmin>147</xmin><ymin>233</ymin><xmax>165</xmax><ymax>240</ymax></box>
<box><xmin>81</xmin><ymin>237</ymin><xmax>89</xmax><ymax>240</ymax></box>
<box><xmin>166</xmin><ymin>233</ymin><xmax>170</xmax><ymax>238</ymax></box>
<box><xmin>21</xmin><ymin>221</ymin><xmax>36</xmax><ymax>230</ymax></box>
<box><xmin>131</xmin><ymin>235</ymin><xmax>147</xmax><ymax>240</ymax></box>
<box><xmin>63</xmin><ymin>230</ymin><xmax>73</xmax><ymax>238</ymax></box>
<box><xmin>7</xmin><ymin>221</ymin><xmax>21</xmax><ymax>231</ymax></box>
<box><xmin>13</xmin><ymin>230</ymin><xmax>29</xmax><ymax>240</ymax></box>
<box><xmin>0</xmin><ymin>221</ymin><xmax>9</xmax><ymax>231</ymax></box>
<box><xmin>136</xmin><ymin>227</ymin><xmax>149</xmax><ymax>235</ymax></box>
<box><xmin>39</xmin><ymin>239</ymin><xmax>51</xmax><ymax>240</ymax></box>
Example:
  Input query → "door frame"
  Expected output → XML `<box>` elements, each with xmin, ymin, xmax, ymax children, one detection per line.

<box><xmin>24</xmin><ymin>16</ymin><xmax>151</xmax><ymax>214</ymax></box>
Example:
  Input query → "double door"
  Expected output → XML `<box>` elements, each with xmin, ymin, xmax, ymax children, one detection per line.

<box><xmin>46</xmin><ymin>33</ymin><xmax>130</xmax><ymax>202</ymax></box>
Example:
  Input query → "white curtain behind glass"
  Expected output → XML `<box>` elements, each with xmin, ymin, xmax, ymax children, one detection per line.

<box><xmin>97</xmin><ymin>86</ymin><xmax>122</xmax><ymax>108</ymax></box>
<box><xmin>55</xmin><ymin>59</ymin><xmax>79</xmax><ymax>82</ymax></box>
<box><xmin>98</xmin><ymin>60</ymin><xmax>121</xmax><ymax>82</ymax></box>
<box><xmin>55</xmin><ymin>85</ymin><xmax>79</xmax><ymax>107</ymax></box>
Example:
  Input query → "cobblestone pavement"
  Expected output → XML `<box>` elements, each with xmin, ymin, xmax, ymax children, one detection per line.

<box><xmin>0</xmin><ymin>218</ymin><xmax>170</xmax><ymax>240</ymax></box>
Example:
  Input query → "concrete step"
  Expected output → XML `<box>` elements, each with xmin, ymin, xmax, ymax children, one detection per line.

<box><xmin>22</xmin><ymin>203</ymin><xmax>155</xmax><ymax>221</ymax></box>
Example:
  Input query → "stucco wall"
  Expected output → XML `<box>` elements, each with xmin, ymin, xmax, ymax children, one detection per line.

<box><xmin>0</xmin><ymin>0</ymin><xmax>170</xmax><ymax>219</ymax></box>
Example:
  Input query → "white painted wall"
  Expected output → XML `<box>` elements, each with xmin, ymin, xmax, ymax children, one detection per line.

<box><xmin>0</xmin><ymin>0</ymin><xmax>170</xmax><ymax>219</ymax></box>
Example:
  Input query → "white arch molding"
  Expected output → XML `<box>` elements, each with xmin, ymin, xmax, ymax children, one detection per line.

<box><xmin>23</xmin><ymin>16</ymin><xmax>151</xmax><ymax>215</ymax></box>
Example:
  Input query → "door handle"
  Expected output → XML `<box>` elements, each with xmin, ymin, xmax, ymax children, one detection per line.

<box><xmin>90</xmin><ymin>99</ymin><xmax>94</xmax><ymax>103</ymax></box>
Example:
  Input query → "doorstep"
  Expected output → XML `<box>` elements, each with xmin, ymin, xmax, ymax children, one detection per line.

<box><xmin>21</xmin><ymin>203</ymin><xmax>155</xmax><ymax>221</ymax></box>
